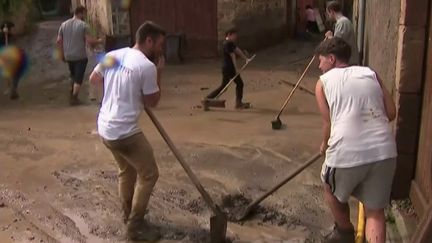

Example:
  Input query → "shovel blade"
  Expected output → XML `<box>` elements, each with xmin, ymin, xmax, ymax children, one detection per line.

<box><xmin>206</xmin><ymin>99</ymin><xmax>226</xmax><ymax>108</ymax></box>
<box><xmin>235</xmin><ymin>205</ymin><xmax>254</xmax><ymax>222</ymax></box>
<box><xmin>271</xmin><ymin>118</ymin><xmax>282</xmax><ymax>130</ymax></box>
<box><xmin>210</xmin><ymin>212</ymin><xmax>227</xmax><ymax>243</ymax></box>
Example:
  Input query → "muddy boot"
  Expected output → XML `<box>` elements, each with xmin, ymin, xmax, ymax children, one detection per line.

<box><xmin>322</xmin><ymin>224</ymin><xmax>355</xmax><ymax>243</ymax></box>
<box><xmin>201</xmin><ymin>99</ymin><xmax>210</xmax><ymax>111</ymax></box>
<box><xmin>127</xmin><ymin>218</ymin><xmax>161</xmax><ymax>242</ymax></box>
<box><xmin>235</xmin><ymin>102</ymin><xmax>251</xmax><ymax>109</ymax></box>
<box><xmin>69</xmin><ymin>95</ymin><xmax>82</xmax><ymax>106</ymax></box>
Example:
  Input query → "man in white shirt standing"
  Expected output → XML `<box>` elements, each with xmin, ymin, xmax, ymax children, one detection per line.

<box><xmin>325</xmin><ymin>1</ymin><xmax>359</xmax><ymax>65</ymax></box>
<box><xmin>315</xmin><ymin>38</ymin><xmax>397</xmax><ymax>243</ymax></box>
<box><xmin>89</xmin><ymin>22</ymin><xmax>165</xmax><ymax>241</ymax></box>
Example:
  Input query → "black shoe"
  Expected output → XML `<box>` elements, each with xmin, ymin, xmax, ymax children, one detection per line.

<box><xmin>69</xmin><ymin>96</ymin><xmax>83</xmax><ymax>106</ymax></box>
<box><xmin>127</xmin><ymin>219</ymin><xmax>161</xmax><ymax>241</ymax></box>
<box><xmin>322</xmin><ymin>224</ymin><xmax>355</xmax><ymax>243</ymax></box>
<box><xmin>235</xmin><ymin>102</ymin><xmax>251</xmax><ymax>109</ymax></box>
<box><xmin>201</xmin><ymin>99</ymin><xmax>210</xmax><ymax>111</ymax></box>
<box><xmin>10</xmin><ymin>90</ymin><xmax>19</xmax><ymax>100</ymax></box>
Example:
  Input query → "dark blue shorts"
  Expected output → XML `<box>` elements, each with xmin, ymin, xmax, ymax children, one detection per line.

<box><xmin>67</xmin><ymin>59</ymin><xmax>88</xmax><ymax>85</ymax></box>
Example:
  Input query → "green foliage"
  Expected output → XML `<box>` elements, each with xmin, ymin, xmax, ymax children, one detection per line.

<box><xmin>0</xmin><ymin>0</ymin><xmax>32</xmax><ymax>18</ymax></box>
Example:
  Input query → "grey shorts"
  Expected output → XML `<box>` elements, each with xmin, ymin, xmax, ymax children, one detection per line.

<box><xmin>321</xmin><ymin>158</ymin><xmax>397</xmax><ymax>209</ymax></box>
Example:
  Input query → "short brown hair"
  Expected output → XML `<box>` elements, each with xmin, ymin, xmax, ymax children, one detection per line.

<box><xmin>327</xmin><ymin>1</ymin><xmax>342</xmax><ymax>12</ymax></box>
<box><xmin>315</xmin><ymin>37</ymin><xmax>351</xmax><ymax>63</ymax></box>
<box><xmin>225</xmin><ymin>27</ymin><xmax>238</xmax><ymax>37</ymax></box>
<box><xmin>74</xmin><ymin>6</ymin><xmax>86</xmax><ymax>15</ymax></box>
<box><xmin>135</xmin><ymin>21</ymin><xmax>166</xmax><ymax>45</ymax></box>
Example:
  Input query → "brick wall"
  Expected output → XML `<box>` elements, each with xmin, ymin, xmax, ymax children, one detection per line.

<box><xmin>217</xmin><ymin>0</ymin><xmax>288</xmax><ymax>51</ymax></box>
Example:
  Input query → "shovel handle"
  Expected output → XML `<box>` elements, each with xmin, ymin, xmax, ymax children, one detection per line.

<box><xmin>275</xmin><ymin>55</ymin><xmax>316</xmax><ymax>119</ymax></box>
<box><xmin>246</xmin><ymin>153</ymin><xmax>321</xmax><ymax>211</ymax></box>
<box><xmin>145</xmin><ymin>108</ymin><xmax>220</xmax><ymax>214</ymax></box>
<box><xmin>215</xmin><ymin>54</ymin><xmax>256</xmax><ymax>99</ymax></box>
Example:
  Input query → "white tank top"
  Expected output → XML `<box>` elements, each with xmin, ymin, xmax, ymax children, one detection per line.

<box><xmin>320</xmin><ymin>66</ymin><xmax>397</xmax><ymax>168</ymax></box>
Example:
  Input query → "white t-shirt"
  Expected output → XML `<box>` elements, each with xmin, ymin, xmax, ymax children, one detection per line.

<box><xmin>320</xmin><ymin>66</ymin><xmax>397</xmax><ymax>168</ymax></box>
<box><xmin>94</xmin><ymin>47</ymin><xmax>159</xmax><ymax>140</ymax></box>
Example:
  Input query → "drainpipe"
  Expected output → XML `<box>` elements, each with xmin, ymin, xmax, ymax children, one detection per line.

<box><xmin>358</xmin><ymin>0</ymin><xmax>366</xmax><ymax>65</ymax></box>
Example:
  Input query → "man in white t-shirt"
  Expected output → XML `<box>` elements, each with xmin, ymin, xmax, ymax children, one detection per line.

<box><xmin>324</xmin><ymin>1</ymin><xmax>359</xmax><ymax>65</ymax></box>
<box><xmin>315</xmin><ymin>38</ymin><xmax>397</xmax><ymax>243</ymax></box>
<box><xmin>89</xmin><ymin>21</ymin><xmax>165</xmax><ymax>241</ymax></box>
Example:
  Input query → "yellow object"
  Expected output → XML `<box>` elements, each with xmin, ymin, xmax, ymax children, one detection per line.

<box><xmin>356</xmin><ymin>202</ymin><xmax>366</xmax><ymax>243</ymax></box>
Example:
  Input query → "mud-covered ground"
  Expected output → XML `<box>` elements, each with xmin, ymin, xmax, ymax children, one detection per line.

<box><xmin>0</xmin><ymin>20</ymin><xmax>360</xmax><ymax>243</ymax></box>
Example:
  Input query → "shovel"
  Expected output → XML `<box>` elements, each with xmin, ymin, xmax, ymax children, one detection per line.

<box><xmin>204</xmin><ymin>54</ymin><xmax>256</xmax><ymax>110</ymax></box>
<box><xmin>145</xmin><ymin>108</ymin><xmax>227</xmax><ymax>243</ymax></box>
<box><xmin>271</xmin><ymin>55</ymin><xmax>316</xmax><ymax>130</ymax></box>
<box><xmin>235</xmin><ymin>153</ymin><xmax>321</xmax><ymax>221</ymax></box>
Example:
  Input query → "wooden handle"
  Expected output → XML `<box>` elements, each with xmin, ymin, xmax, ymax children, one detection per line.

<box><xmin>215</xmin><ymin>54</ymin><xmax>256</xmax><ymax>99</ymax></box>
<box><xmin>275</xmin><ymin>55</ymin><xmax>316</xmax><ymax>118</ymax></box>
<box><xmin>145</xmin><ymin>108</ymin><xmax>219</xmax><ymax>214</ymax></box>
<box><xmin>281</xmin><ymin>79</ymin><xmax>315</xmax><ymax>96</ymax></box>
<box><xmin>246</xmin><ymin>153</ymin><xmax>321</xmax><ymax>210</ymax></box>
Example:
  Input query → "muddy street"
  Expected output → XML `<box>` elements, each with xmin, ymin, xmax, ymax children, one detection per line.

<box><xmin>0</xmin><ymin>20</ymin><xmax>359</xmax><ymax>243</ymax></box>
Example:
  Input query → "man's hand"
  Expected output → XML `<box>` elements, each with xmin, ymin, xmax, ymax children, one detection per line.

<box><xmin>157</xmin><ymin>55</ymin><xmax>165</xmax><ymax>70</ymax></box>
<box><xmin>325</xmin><ymin>31</ymin><xmax>334</xmax><ymax>38</ymax></box>
<box><xmin>320</xmin><ymin>141</ymin><xmax>328</xmax><ymax>156</ymax></box>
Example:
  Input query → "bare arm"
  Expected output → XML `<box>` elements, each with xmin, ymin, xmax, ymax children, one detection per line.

<box><xmin>376</xmin><ymin>73</ymin><xmax>396</xmax><ymax>121</ymax></box>
<box><xmin>89</xmin><ymin>69</ymin><xmax>103</xmax><ymax>86</ymax></box>
<box><xmin>234</xmin><ymin>47</ymin><xmax>249</xmax><ymax>61</ymax></box>
<box><xmin>143</xmin><ymin>92</ymin><xmax>161</xmax><ymax>108</ymax></box>
<box><xmin>315</xmin><ymin>79</ymin><xmax>331</xmax><ymax>155</ymax></box>
<box><xmin>56</xmin><ymin>27</ymin><xmax>65</xmax><ymax>61</ymax></box>
<box><xmin>142</xmin><ymin>59</ymin><xmax>163</xmax><ymax>108</ymax></box>
<box><xmin>85</xmin><ymin>34</ymin><xmax>103</xmax><ymax>46</ymax></box>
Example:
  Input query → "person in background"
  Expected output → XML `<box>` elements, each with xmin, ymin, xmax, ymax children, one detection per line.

<box><xmin>56</xmin><ymin>5</ymin><xmax>103</xmax><ymax>106</ymax></box>
<box><xmin>325</xmin><ymin>1</ymin><xmax>359</xmax><ymax>65</ymax></box>
<box><xmin>203</xmin><ymin>28</ymin><xmax>252</xmax><ymax>110</ymax></box>
<box><xmin>0</xmin><ymin>20</ymin><xmax>27</xmax><ymax>100</ymax></box>
<box><xmin>305</xmin><ymin>5</ymin><xmax>319</xmax><ymax>33</ymax></box>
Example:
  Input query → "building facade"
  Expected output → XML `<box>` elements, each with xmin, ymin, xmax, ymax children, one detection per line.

<box><xmin>73</xmin><ymin>0</ymin><xmax>295</xmax><ymax>57</ymax></box>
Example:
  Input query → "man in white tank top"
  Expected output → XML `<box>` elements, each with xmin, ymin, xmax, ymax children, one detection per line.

<box><xmin>315</xmin><ymin>38</ymin><xmax>397</xmax><ymax>243</ymax></box>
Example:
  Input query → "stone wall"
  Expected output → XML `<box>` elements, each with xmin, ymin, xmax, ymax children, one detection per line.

<box><xmin>72</xmin><ymin>0</ymin><xmax>114</xmax><ymax>36</ymax></box>
<box><xmin>363</xmin><ymin>0</ymin><xmax>429</xmax><ymax>199</ymax></box>
<box><xmin>363</xmin><ymin>0</ymin><xmax>400</xmax><ymax>90</ymax></box>
<box><xmin>217</xmin><ymin>0</ymin><xmax>288</xmax><ymax>51</ymax></box>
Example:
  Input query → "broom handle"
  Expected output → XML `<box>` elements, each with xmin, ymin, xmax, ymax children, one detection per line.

<box><xmin>247</xmin><ymin>153</ymin><xmax>321</xmax><ymax>209</ymax></box>
<box><xmin>215</xmin><ymin>54</ymin><xmax>256</xmax><ymax>99</ymax></box>
<box><xmin>145</xmin><ymin>108</ymin><xmax>219</xmax><ymax>214</ymax></box>
<box><xmin>275</xmin><ymin>55</ymin><xmax>316</xmax><ymax>118</ymax></box>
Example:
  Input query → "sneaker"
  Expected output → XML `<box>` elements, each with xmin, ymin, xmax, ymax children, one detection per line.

<box><xmin>201</xmin><ymin>99</ymin><xmax>210</xmax><ymax>111</ymax></box>
<box><xmin>322</xmin><ymin>224</ymin><xmax>355</xmax><ymax>243</ymax></box>
<box><xmin>127</xmin><ymin>219</ymin><xmax>161</xmax><ymax>241</ymax></box>
<box><xmin>235</xmin><ymin>102</ymin><xmax>251</xmax><ymax>109</ymax></box>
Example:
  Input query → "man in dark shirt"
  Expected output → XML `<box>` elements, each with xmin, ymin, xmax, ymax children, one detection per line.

<box><xmin>205</xmin><ymin>28</ymin><xmax>251</xmax><ymax>109</ymax></box>
<box><xmin>0</xmin><ymin>20</ymin><xmax>24</xmax><ymax>100</ymax></box>
<box><xmin>0</xmin><ymin>21</ymin><xmax>14</xmax><ymax>47</ymax></box>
